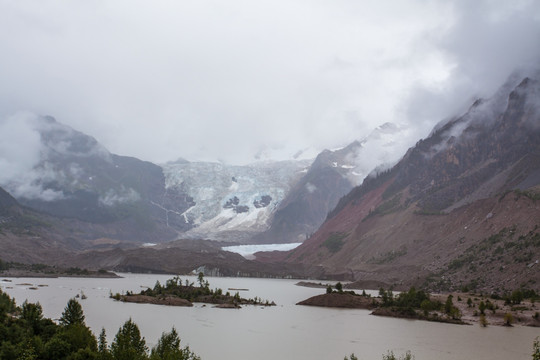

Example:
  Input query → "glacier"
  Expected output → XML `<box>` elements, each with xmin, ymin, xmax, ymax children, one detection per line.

<box><xmin>222</xmin><ymin>242</ymin><xmax>302</xmax><ymax>259</ymax></box>
<box><xmin>161</xmin><ymin>160</ymin><xmax>311</xmax><ymax>242</ymax></box>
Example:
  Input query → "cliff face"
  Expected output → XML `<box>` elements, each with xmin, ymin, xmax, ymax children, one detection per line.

<box><xmin>0</xmin><ymin>186</ymin><xmax>18</xmax><ymax>216</ymax></box>
<box><xmin>268</xmin><ymin>77</ymin><xmax>540</xmax><ymax>292</ymax></box>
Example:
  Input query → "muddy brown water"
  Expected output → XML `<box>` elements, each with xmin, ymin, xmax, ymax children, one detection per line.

<box><xmin>1</xmin><ymin>274</ymin><xmax>538</xmax><ymax>360</ymax></box>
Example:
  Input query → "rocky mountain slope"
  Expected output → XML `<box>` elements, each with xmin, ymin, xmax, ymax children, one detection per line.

<box><xmin>261</xmin><ymin>75</ymin><xmax>540</xmax><ymax>292</ymax></box>
<box><xmin>0</xmin><ymin>186</ymin><xmax>18</xmax><ymax>216</ymax></box>
<box><xmin>0</xmin><ymin>185</ymin><xmax>75</xmax><ymax>264</ymax></box>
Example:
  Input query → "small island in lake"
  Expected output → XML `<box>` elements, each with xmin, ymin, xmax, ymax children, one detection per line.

<box><xmin>297</xmin><ymin>292</ymin><xmax>376</xmax><ymax>309</ymax></box>
<box><xmin>112</xmin><ymin>273</ymin><xmax>276</xmax><ymax>308</ymax></box>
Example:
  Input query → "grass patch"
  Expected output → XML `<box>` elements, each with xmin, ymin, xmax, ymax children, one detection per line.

<box><xmin>322</xmin><ymin>232</ymin><xmax>348</xmax><ymax>253</ymax></box>
<box><xmin>513</xmin><ymin>189</ymin><xmax>540</xmax><ymax>201</ymax></box>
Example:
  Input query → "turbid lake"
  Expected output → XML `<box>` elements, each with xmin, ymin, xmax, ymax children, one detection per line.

<box><xmin>1</xmin><ymin>274</ymin><xmax>538</xmax><ymax>360</ymax></box>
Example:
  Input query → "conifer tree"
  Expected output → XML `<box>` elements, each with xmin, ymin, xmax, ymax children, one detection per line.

<box><xmin>98</xmin><ymin>327</ymin><xmax>113</xmax><ymax>360</ymax></box>
<box><xmin>60</xmin><ymin>298</ymin><xmax>85</xmax><ymax>326</ymax></box>
<box><xmin>150</xmin><ymin>327</ymin><xmax>200</xmax><ymax>360</ymax></box>
<box><xmin>110</xmin><ymin>319</ymin><xmax>148</xmax><ymax>360</ymax></box>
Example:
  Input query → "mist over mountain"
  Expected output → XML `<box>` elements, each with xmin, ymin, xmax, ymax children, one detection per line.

<box><xmin>0</xmin><ymin>114</ymin><xmax>194</xmax><ymax>241</ymax></box>
<box><xmin>261</xmin><ymin>74</ymin><xmax>540</xmax><ymax>292</ymax></box>
<box><xmin>1</xmin><ymin>110</ymin><xmax>413</xmax><ymax>247</ymax></box>
<box><xmin>253</xmin><ymin>123</ymin><xmax>409</xmax><ymax>244</ymax></box>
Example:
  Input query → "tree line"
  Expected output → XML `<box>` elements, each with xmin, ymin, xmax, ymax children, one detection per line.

<box><xmin>0</xmin><ymin>288</ymin><xmax>199</xmax><ymax>360</ymax></box>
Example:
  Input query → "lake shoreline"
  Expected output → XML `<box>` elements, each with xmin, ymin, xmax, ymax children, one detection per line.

<box><xmin>1</xmin><ymin>269</ymin><xmax>121</xmax><ymax>278</ymax></box>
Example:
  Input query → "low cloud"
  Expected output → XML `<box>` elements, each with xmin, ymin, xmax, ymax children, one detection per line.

<box><xmin>0</xmin><ymin>112</ymin><xmax>54</xmax><ymax>201</ymax></box>
<box><xmin>424</xmin><ymin>69</ymin><xmax>540</xmax><ymax>157</ymax></box>
<box><xmin>0</xmin><ymin>112</ymin><xmax>110</xmax><ymax>201</ymax></box>
<box><xmin>0</xmin><ymin>1</ymin><xmax>539</xmax><ymax>167</ymax></box>
<box><xmin>99</xmin><ymin>186</ymin><xmax>141</xmax><ymax>207</ymax></box>
<box><xmin>344</xmin><ymin>123</ymin><xmax>417</xmax><ymax>184</ymax></box>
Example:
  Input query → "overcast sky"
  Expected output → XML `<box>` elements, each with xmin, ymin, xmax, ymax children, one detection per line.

<box><xmin>1</xmin><ymin>0</ymin><xmax>540</xmax><ymax>165</ymax></box>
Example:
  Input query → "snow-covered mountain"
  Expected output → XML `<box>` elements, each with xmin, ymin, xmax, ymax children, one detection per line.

<box><xmin>160</xmin><ymin>122</ymin><xmax>409</xmax><ymax>244</ymax></box>
<box><xmin>161</xmin><ymin>159</ymin><xmax>311</xmax><ymax>241</ymax></box>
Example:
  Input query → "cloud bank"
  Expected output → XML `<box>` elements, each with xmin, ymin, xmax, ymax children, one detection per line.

<box><xmin>0</xmin><ymin>1</ymin><xmax>539</xmax><ymax>165</ymax></box>
<box><xmin>0</xmin><ymin>113</ymin><xmax>65</xmax><ymax>201</ymax></box>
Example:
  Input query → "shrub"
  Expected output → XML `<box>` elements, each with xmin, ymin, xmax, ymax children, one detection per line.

<box><xmin>503</xmin><ymin>313</ymin><xmax>514</xmax><ymax>326</ymax></box>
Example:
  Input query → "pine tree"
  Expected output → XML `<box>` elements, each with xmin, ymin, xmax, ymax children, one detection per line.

<box><xmin>60</xmin><ymin>298</ymin><xmax>85</xmax><ymax>326</ymax></box>
<box><xmin>110</xmin><ymin>319</ymin><xmax>148</xmax><ymax>360</ymax></box>
<box><xmin>98</xmin><ymin>327</ymin><xmax>112</xmax><ymax>360</ymax></box>
<box><xmin>150</xmin><ymin>328</ymin><xmax>181</xmax><ymax>360</ymax></box>
<box><xmin>21</xmin><ymin>301</ymin><xmax>44</xmax><ymax>335</ymax></box>
<box><xmin>149</xmin><ymin>327</ymin><xmax>201</xmax><ymax>360</ymax></box>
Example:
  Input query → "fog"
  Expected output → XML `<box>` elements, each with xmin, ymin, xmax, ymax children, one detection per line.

<box><xmin>1</xmin><ymin>1</ymin><xmax>539</xmax><ymax>165</ymax></box>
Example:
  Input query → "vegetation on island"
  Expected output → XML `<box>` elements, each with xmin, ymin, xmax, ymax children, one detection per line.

<box><xmin>0</xmin><ymin>288</ymin><xmax>199</xmax><ymax>359</ymax></box>
<box><xmin>112</xmin><ymin>273</ymin><xmax>276</xmax><ymax>308</ymax></box>
<box><xmin>311</xmin><ymin>283</ymin><xmax>462</xmax><ymax>324</ymax></box>
<box><xmin>373</xmin><ymin>287</ymin><xmax>464</xmax><ymax>324</ymax></box>
<box><xmin>304</xmin><ymin>283</ymin><xmax>540</xmax><ymax>327</ymax></box>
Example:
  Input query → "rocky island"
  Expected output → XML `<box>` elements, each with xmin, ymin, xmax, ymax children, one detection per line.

<box><xmin>112</xmin><ymin>273</ymin><xmax>276</xmax><ymax>308</ymax></box>
<box><xmin>297</xmin><ymin>292</ymin><xmax>376</xmax><ymax>309</ymax></box>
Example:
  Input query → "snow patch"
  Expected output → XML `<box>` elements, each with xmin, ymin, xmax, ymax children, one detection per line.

<box><xmin>305</xmin><ymin>182</ymin><xmax>317</xmax><ymax>193</ymax></box>
<box><xmin>229</xmin><ymin>181</ymin><xmax>239</xmax><ymax>191</ymax></box>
